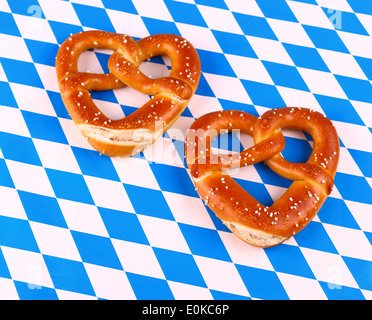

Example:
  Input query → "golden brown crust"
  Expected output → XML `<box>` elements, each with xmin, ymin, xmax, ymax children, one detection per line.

<box><xmin>185</xmin><ymin>107</ymin><xmax>340</xmax><ymax>247</ymax></box>
<box><xmin>56</xmin><ymin>30</ymin><xmax>201</xmax><ymax>156</ymax></box>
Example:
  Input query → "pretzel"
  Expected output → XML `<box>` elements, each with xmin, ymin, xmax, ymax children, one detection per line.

<box><xmin>56</xmin><ymin>30</ymin><xmax>201</xmax><ymax>157</ymax></box>
<box><xmin>186</xmin><ymin>107</ymin><xmax>340</xmax><ymax>247</ymax></box>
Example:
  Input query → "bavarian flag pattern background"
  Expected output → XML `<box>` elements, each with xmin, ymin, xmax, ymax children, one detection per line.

<box><xmin>0</xmin><ymin>0</ymin><xmax>372</xmax><ymax>300</ymax></box>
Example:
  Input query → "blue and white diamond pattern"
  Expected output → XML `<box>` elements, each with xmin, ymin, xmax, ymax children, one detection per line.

<box><xmin>0</xmin><ymin>0</ymin><xmax>372</xmax><ymax>300</ymax></box>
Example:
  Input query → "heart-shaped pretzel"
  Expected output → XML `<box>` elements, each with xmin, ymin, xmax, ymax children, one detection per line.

<box><xmin>186</xmin><ymin>107</ymin><xmax>340</xmax><ymax>247</ymax></box>
<box><xmin>56</xmin><ymin>30</ymin><xmax>201</xmax><ymax>156</ymax></box>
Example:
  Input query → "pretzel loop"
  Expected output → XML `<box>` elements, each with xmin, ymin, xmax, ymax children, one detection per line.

<box><xmin>186</xmin><ymin>110</ymin><xmax>286</xmax><ymax>178</ymax></box>
<box><xmin>56</xmin><ymin>31</ymin><xmax>201</xmax><ymax>157</ymax></box>
<box><xmin>186</xmin><ymin>107</ymin><xmax>340</xmax><ymax>247</ymax></box>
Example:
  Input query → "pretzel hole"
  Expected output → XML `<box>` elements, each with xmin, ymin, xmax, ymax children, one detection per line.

<box><xmin>210</xmin><ymin>130</ymin><xmax>248</xmax><ymax>156</ymax></box>
<box><xmin>210</xmin><ymin>130</ymin><xmax>253</xmax><ymax>172</ymax></box>
<box><xmin>78</xmin><ymin>49</ymin><xmax>113</xmax><ymax>74</ymax></box>
<box><xmin>280</xmin><ymin>128</ymin><xmax>313</xmax><ymax>164</ymax></box>
<box><xmin>209</xmin><ymin>131</ymin><xmax>275</xmax><ymax>207</ymax></box>
<box><xmin>77</xmin><ymin>49</ymin><xmax>127</xmax><ymax>119</ymax></box>
<box><xmin>138</xmin><ymin>56</ymin><xmax>171</xmax><ymax>79</ymax></box>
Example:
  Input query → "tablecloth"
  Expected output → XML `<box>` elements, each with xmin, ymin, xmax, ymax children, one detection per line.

<box><xmin>0</xmin><ymin>0</ymin><xmax>371</xmax><ymax>300</ymax></box>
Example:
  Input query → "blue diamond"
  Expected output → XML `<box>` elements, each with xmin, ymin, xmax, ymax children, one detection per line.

<box><xmin>343</xmin><ymin>256</ymin><xmax>372</xmax><ymax>291</ymax></box>
<box><xmin>283</xmin><ymin>43</ymin><xmax>329</xmax><ymax>72</ymax></box>
<box><xmin>101</xmin><ymin>0</ymin><xmax>137</xmax><ymax>14</ymax></box>
<box><xmin>24</xmin><ymin>39</ymin><xmax>59</xmax><ymax>67</ymax></box>
<box><xmin>43</xmin><ymin>255</ymin><xmax>95</xmax><ymax>296</ymax></box>
<box><xmin>18</xmin><ymin>190</ymin><xmax>67</xmax><ymax>228</ymax></box>
<box><xmin>0</xmin><ymin>216</ymin><xmax>39</xmax><ymax>252</ymax></box>
<box><xmin>48</xmin><ymin>21</ymin><xmax>83</xmax><ymax>44</ymax></box>
<box><xmin>0</xmin><ymin>247</ymin><xmax>11</xmax><ymax>279</ymax></box>
<box><xmin>0</xmin><ymin>159</ymin><xmax>14</xmax><ymax>188</ymax></box>
<box><xmin>294</xmin><ymin>221</ymin><xmax>338</xmax><ymax>253</ymax></box>
<box><xmin>153</xmin><ymin>247</ymin><xmax>206</xmax><ymax>287</ymax></box>
<box><xmin>179</xmin><ymin>223</ymin><xmax>231</xmax><ymax>261</ymax></box>
<box><xmin>71</xmin><ymin>231</ymin><xmax>122</xmax><ymax>270</ymax></box>
<box><xmin>315</xmin><ymin>94</ymin><xmax>364</xmax><ymax>125</ymax></box>
<box><xmin>264</xmin><ymin>244</ymin><xmax>315</xmax><ymax>278</ymax></box>
<box><xmin>335</xmin><ymin>173</ymin><xmax>372</xmax><ymax>205</ymax></box>
<box><xmin>241</xmin><ymin>80</ymin><xmax>286</xmax><ymax>109</ymax></box>
<box><xmin>142</xmin><ymin>17</ymin><xmax>180</xmax><ymax>36</ymax></box>
<box><xmin>22</xmin><ymin>111</ymin><xmax>68</xmax><ymax>144</ymax></box>
<box><xmin>72</xmin><ymin>147</ymin><xmax>120</xmax><ymax>181</ymax></box>
<box><xmin>256</xmin><ymin>0</ymin><xmax>298</xmax><ymax>22</ymax></box>
<box><xmin>0</xmin><ymin>132</ymin><xmax>41</xmax><ymax>166</ymax></box>
<box><xmin>126</xmin><ymin>272</ymin><xmax>174</xmax><ymax>300</ymax></box>
<box><xmin>198</xmin><ymin>49</ymin><xmax>236</xmax><ymax>77</ymax></box>
<box><xmin>347</xmin><ymin>0</ymin><xmax>372</xmax><ymax>15</ymax></box>
<box><xmin>236</xmin><ymin>264</ymin><xmax>289</xmax><ymax>300</ymax></box>
<box><xmin>233</xmin><ymin>13</ymin><xmax>277</xmax><ymax>40</ymax></box>
<box><xmin>318</xmin><ymin>197</ymin><xmax>359</xmax><ymax>229</ymax></box>
<box><xmin>0</xmin><ymin>82</ymin><xmax>17</xmax><ymax>108</ymax></box>
<box><xmin>303</xmin><ymin>25</ymin><xmax>349</xmax><ymax>53</ymax></box>
<box><xmin>262</xmin><ymin>61</ymin><xmax>309</xmax><ymax>91</ymax></box>
<box><xmin>99</xmin><ymin>207</ymin><xmax>149</xmax><ymax>245</ymax></box>
<box><xmin>335</xmin><ymin>75</ymin><xmax>372</xmax><ymax>104</ymax></box>
<box><xmin>164</xmin><ymin>0</ymin><xmax>207</xmax><ymax>27</ymax></box>
<box><xmin>0</xmin><ymin>58</ymin><xmax>43</xmax><ymax>88</ymax></box>
<box><xmin>355</xmin><ymin>56</ymin><xmax>372</xmax><ymax>80</ymax></box>
<box><xmin>213</xmin><ymin>30</ymin><xmax>257</xmax><ymax>58</ymax></box>
<box><xmin>45</xmin><ymin>169</ymin><xmax>94</xmax><ymax>205</ymax></box>
<box><xmin>150</xmin><ymin>163</ymin><xmax>199</xmax><ymax>198</ymax></box>
<box><xmin>124</xmin><ymin>184</ymin><xmax>174</xmax><ymax>220</ymax></box>
<box><xmin>0</xmin><ymin>12</ymin><xmax>21</xmax><ymax>36</ymax></box>
<box><xmin>349</xmin><ymin>149</ymin><xmax>372</xmax><ymax>178</ymax></box>
<box><xmin>72</xmin><ymin>3</ymin><xmax>115</xmax><ymax>32</ymax></box>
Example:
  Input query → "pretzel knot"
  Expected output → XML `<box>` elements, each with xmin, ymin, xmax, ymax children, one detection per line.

<box><xmin>185</xmin><ymin>107</ymin><xmax>340</xmax><ymax>247</ymax></box>
<box><xmin>56</xmin><ymin>30</ymin><xmax>201</xmax><ymax>157</ymax></box>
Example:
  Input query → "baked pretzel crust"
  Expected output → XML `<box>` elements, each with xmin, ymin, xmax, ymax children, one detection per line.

<box><xmin>56</xmin><ymin>30</ymin><xmax>201</xmax><ymax>156</ymax></box>
<box><xmin>186</xmin><ymin>107</ymin><xmax>340</xmax><ymax>247</ymax></box>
